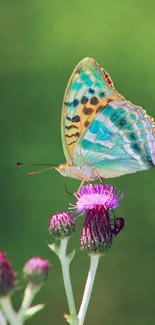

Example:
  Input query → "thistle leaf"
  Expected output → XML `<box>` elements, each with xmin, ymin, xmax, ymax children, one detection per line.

<box><xmin>23</xmin><ymin>304</ymin><xmax>45</xmax><ymax>319</ymax></box>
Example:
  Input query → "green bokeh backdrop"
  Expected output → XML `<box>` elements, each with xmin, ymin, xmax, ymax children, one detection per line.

<box><xmin>1</xmin><ymin>1</ymin><xmax>155</xmax><ymax>324</ymax></box>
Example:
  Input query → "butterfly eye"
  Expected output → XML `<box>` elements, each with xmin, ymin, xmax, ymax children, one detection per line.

<box><xmin>60</xmin><ymin>167</ymin><xmax>66</xmax><ymax>174</ymax></box>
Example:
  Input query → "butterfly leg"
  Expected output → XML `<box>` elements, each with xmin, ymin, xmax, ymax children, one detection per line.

<box><xmin>77</xmin><ymin>180</ymin><xmax>85</xmax><ymax>192</ymax></box>
<box><xmin>74</xmin><ymin>173</ymin><xmax>89</xmax><ymax>193</ymax></box>
<box><xmin>92</xmin><ymin>166</ymin><xmax>103</xmax><ymax>183</ymax></box>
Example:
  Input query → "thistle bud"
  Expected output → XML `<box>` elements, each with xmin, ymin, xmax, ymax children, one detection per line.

<box><xmin>49</xmin><ymin>212</ymin><xmax>75</xmax><ymax>239</ymax></box>
<box><xmin>23</xmin><ymin>257</ymin><xmax>50</xmax><ymax>284</ymax></box>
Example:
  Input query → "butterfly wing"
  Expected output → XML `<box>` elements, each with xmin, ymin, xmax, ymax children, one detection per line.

<box><xmin>74</xmin><ymin>101</ymin><xmax>155</xmax><ymax>178</ymax></box>
<box><xmin>61</xmin><ymin>57</ymin><xmax>124</xmax><ymax>164</ymax></box>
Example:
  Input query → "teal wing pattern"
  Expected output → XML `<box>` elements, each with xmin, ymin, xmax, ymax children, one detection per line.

<box><xmin>74</xmin><ymin>101</ymin><xmax>155</xmax><ymax>178</ymax></box>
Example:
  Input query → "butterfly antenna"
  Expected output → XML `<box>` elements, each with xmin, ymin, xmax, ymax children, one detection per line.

<box><xmin>28</xmin><ymin>166</ymin><xmax>54</xmax><ymax>176</ymax></box>
<box><xmin>15</xmin><ymin>162</ymin><xmax>55</xmax><ymax>166</ymax></box>
<box><xmin>15</xmin><ymin>162</ymin><xmax>56</xmax><ymax>176</ymax></box>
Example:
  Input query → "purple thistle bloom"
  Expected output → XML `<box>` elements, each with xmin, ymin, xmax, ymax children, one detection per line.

<box><xmin>23</xmin><ymin>257</ymin><xmax>50</xmax><ymax>284</ymax></box>
<box><xmin>72</xmin><ymin>184</ymin><xmax>124</xmax><ymax>254</ymax></box>
<box><xmin>73</xmin><ymin>184</ymin><xmax>123</xmax><ymax>216</ymax></box>
<box><xmin>0</xmin><ymin>252</ymin><xmax>15</xmax><ymax>296</ymax></box>
<box><xmin>49</xmin><ymin>212</ymin><xmax>75</xmax><ymax>239</ymax></box>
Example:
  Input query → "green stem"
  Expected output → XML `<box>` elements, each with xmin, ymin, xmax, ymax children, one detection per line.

<box><xmin>59</xmin><ymin>238</ymin><xmax>78</xmax><ymax>324</ymax></box>
<box><xmin>0</xmin><ymin>284</ymin><xmax>41</xmax><ymax>325</ymax></box>
<box><xmin>0</xmin><ymin>296</ymin><xmax>21</xmax><ymax>325</ymax></box>
<box><xmin>78</xmin><ymin>254</ymin><xmax>100</xmax><ymax>325</ymax></box>
<box><xmin>17</xmin><ymin>283</ymin><xmax>40</xmax><ymax>322</ymax></box>
<box><xmin>0</xmin><ymin>309</ymin><xmax>7</xmax><ymax>325</ymax></box>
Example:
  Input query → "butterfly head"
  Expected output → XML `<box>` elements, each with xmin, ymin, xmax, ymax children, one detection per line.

<box><xmin>54</xmin><ymin>162</ymin><xmax>70</xmax><ymax>177</ymax></box>
<box><xmin>55</xmin><ymin>162</ymin><xmax>97</xmax><ymax>181</ymax></box>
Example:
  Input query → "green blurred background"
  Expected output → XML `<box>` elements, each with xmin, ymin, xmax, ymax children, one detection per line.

<box><xmin>1</xmin><ymin>0</ymin><xmax>155</xmax><ymax>324</ymax></box>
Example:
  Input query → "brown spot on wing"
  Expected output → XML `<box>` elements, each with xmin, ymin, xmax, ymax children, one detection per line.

<box><xmin>83</xmin><ymin>106</ymin><xmax>93</xmax><ymax>115</ymax></box>
<box><xmin>72</xmin><ymin>115</ymin><xmax>80</xmax><ymax>122</ymax></box>
<box><xmin>90</xmin><ymin>96</ymin><xmax>99</xmax><ymax>105</ymax></box>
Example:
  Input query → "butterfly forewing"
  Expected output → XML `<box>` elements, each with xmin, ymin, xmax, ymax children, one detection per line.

<box><xmin>61</xmin><ymin>58</ymin><xmax>124</xmax><ymax>164</ymax></box>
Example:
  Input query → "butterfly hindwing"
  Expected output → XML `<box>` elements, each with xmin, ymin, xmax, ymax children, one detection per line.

<box><xmin>61</xmin><ymin>58</ymin><xmax>124</xmax><ymax>164</ymax></box>
<box><xmin>74</xmin><ymin>101</ymin><xmax>155</xmax><ymax>177</ymax></box>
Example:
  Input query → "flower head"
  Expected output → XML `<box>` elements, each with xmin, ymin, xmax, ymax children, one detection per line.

<box><xmin>49</xmin><ymin>212</ymin><xmax>75</xmax><ymax>239</ymax></box>
<box><xmin>73</xmin><ymin>184</ymin><xmax>123</xmax><ymax>216</ymax></box>
<box><xmin>72</xmin><ymin>184</ymin><xmax>124</xmax><ymax>255</ymax></box>
<box><xmin>0</xmin><ymin>251</ymin><xmax>15</xmax><ymax>296</ymax></box>
<box><xmin>23</xmin><ymin>257</ymin><xmax>50</xmax><ymax>284</ymax></box>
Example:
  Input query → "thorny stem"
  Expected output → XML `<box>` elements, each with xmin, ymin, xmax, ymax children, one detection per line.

<box><xmin>78</xmin><ymin>254</ymin><xmax>100</xmax><ymax>325</ymax></box>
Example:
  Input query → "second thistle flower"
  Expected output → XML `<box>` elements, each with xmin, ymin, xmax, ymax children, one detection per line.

<box><xmin>0</xmin><ymin>252</ymin><xmax>15</xmax><ymax>296</ymax></box>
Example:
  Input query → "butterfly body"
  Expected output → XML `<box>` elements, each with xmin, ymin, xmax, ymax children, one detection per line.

<box><xmin>56</xmin><ymin>58</ymin><xmax>155</xmax><ymax>181</ymax></box>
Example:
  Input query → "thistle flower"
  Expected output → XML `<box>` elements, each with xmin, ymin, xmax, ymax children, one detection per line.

<box><xmin>72</xmin><ymin>184</ymin><xmax>124</xmax><ymax>255</ymax></box>
<box><xmin>73</xmin><ymin>184</ymin><xmax>123</xmax><ymax>216</ymax></box>
<box><xmin>49</xmin><ymin>212</ymin><xmax>75</xmax><ymax>239</ymax></box>
<box><xmin>0</xmin><ymin>252</ymin><xmax>15</xmax><ymax>296</ymax></box>
<box><xmin>23</xmin><ymin>257</ymin><xmax>50</xmax><ymax>284</ymax></box>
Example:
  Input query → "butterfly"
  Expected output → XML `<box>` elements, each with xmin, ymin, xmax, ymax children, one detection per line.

<box><xmin>55</xmin><ymin>58</ymin><xmax>155</xmax><ymax>183</ymax></box>
<box><xmin>54</xmin><ymin>57</ymin><xmax>155</xmax><ymax>184</ymax></box>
